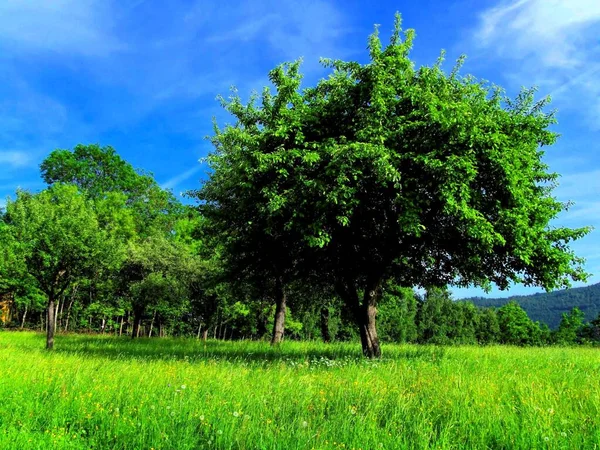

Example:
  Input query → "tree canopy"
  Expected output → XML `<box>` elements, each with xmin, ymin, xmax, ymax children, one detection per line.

<box><xmin>191</xmin><ymin>14</ymin><xmax>590</xmax><ymax>357</ymax></box>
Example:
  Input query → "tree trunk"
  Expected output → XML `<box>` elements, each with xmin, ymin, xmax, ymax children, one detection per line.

<box><xmin>46</xmin><ymin>297</ymin><xmax>56</xmax><ymax>350</ymax></box>
<box><xmin>20</xmin><ymin>304</ymin><xmax>28</xmax><ymax>329</ymax></box>
<box><xmin>358</xmin><ymin>277</ymin><xmax>382</xmax><ymax>358</ymax></box>
<box><xmin>148</xmin><ymin>310</ymin><xmax>156</xmax><ymax>337</ymax></box>
<box><xmin>202</xmin><ymin>329</ymin><xmax>208</xmax><ymax>342</ymax></box>
<box><xmin>131</xmin><ymin>309</ymin><xmax>142</xmax><ymax>340</ymax></box>
<box><xmin>271</xmin><ymin>278</ymin><xmax>287</xmax><ymax>345</ymax></box>
<box><xmin>320</xmin><ymin>306</ymin><xmax>331</xmax><ymax>343</ymax></box>
<box><xmin>58</xmin><ymin>298</ymin><xmax>65</xmax><ymax>330</ymax></box>
<box><xmin>119</xmin><ymin>316</ymin><xmax>124</xmax><ymax>336</ymax></box>
<box><xmin>197</xmin><ymin>323</ymin><xmax>202</xmax><ymax>339</ymax></box>
<box><xmin>64</xmin><ymin>300</ymin><xmax>74</xmax><ymax>332</ymax></box>
<box><xmin>336</xmin><ymin>276</ymin><xmax>382</xmax><ymax>358</ymax></box>
<box><xmin>54</xmin><ymin>300</ymin><xmax>60</xmax><ymax>335</ymax></box>
<box><xmin>357</xmin><ymin>303</ymin><xmax>380</xmax><ymax>358</ymax></box>
<box><xmin>63</xmin><ymin>285</ymin><xmax>78</xmax><ymax>332</ymax></box>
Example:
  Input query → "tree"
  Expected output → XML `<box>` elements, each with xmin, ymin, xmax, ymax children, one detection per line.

<box><xmin>497</xmin><ymin>301</ymin><xmax>542</xmax><ymax>346</ymax></box>
<box><xmin>190</xmin><ymin>64</ymin><xmax>314</xmax><ymax>345</ymax></box>
<box><xmin>554</xmin><ymin>307</ymin><xmax>586</xmax><ymax>345</ymax></box>
<box><xmin>3</xmin><ymin>185</ymin><xmax>114</xmax><ymax>349</ymax></box>
<box><xmin>120</xmin><ymin>234</ymin><xmax>199</xmax><ymax>338</ymax></box>
<box><xmin>476</xmin><ymin>308</ymin><xmax>500</xmax><ymax>344</ymax></box>
<box><xmin>41</xmin><ymin>144</ymin><xmax>181</xmax><ymax>236</ymax></box>
<box><xmin>193</xmin><ymin>14</ymin><xmax>589</xmax><ymax>357</ymax></box>
<box><xmin>416</xmin><ymin>287</ymin><xmax>454</xmax><ymax>344</ymax></box>
<box><xmin>378</xmin><ymin>283</ymin><xmax>417</xmax><ymax>343</ymax></box>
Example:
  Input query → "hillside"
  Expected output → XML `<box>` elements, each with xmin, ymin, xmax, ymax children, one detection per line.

<box><xmin>467</xmin><ymin>283</ymin><xmax>600</xmax><ymax>329</ymax></box>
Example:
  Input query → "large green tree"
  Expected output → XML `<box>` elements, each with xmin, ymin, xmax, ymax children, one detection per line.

<box><xmin>3</xmin><ymin>184</ymin><xmax>114</xmax><ymax>348</ymax></box>
<box><xmin>195</xmin><ymin>15</ymin><xmax>589</xmax><ymax>356</ymax></box>
<box><xmin>41</xmin><ymin>144</ymin><xmax>181</xmax><ymax>236</ymax></box>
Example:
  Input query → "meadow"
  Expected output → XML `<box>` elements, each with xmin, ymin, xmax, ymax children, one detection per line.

<box><xmin>0</xmin><ymin>332</ymin><xmax>598</xmax><ymax>449</ymax></box>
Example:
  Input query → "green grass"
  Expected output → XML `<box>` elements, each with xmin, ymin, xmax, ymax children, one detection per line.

<box><xmin>0</xmin><ymin>332</ymin><xmax>598</xmax><ymax>449</ymax></box>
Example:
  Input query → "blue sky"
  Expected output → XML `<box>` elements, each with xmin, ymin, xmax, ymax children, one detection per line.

<box><xmin>0</xmin><ymin>0</ymin><xmax>599</xmax><ymax>298</ymax></box>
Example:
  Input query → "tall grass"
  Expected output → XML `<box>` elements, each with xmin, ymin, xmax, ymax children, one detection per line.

<box><xmin>0</xmin><ymin>332</ymin><xmax>598</xmax><ymax>449</ymax></box>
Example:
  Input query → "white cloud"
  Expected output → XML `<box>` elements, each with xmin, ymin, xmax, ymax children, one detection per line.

<box><xmin>161</xmin><ymin>165</ymin><xmax>202</xmax><ymax>190</ymax></box>
<box><xmin>473</xmin><ymin>0</ymin><xmax>600</xmax><ymax>127</ymax></box>
<box><xmin>0</xmin><ymin>151</ymin><xmax>32</xmax><ymax>168</ymax></box>
<box><xmin>556</xmin><ymin>170</ymin><xmax>600</xmax><ymax>200</ymax></box>
<box><xmin>0</xmin><ymin>0</ymin><xmax>123</xmax><ymax>56</ymax></box>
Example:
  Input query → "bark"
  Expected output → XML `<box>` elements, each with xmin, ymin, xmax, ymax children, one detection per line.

<box><xmin>202</xmin><ymin>329</ymin><xmax>208</xmax><ymax>342</ymax></box>
<box><xmin>63</xmin><ymin>285</ymin><xmax>78</xmax><ymax>332</ymax></box>
<box><xmin>46</xmin><ymin>297</ymin><xmax>56</xmax><ymax>350</ymax></box>
<box><xmin>119</xmin><ymin>316</ymin><xmax>124</xmax><ymax>336</ymax></box>
<box><xmin>63</xmin><ymin>300</ymin><xmax>74</xmax><ymax>332</ymax></box>
<box><xmin>58</xmin><ymin>298</ymin><xmax>65</xmax><ymax>330</ymax></box>
<box><xmin>358</xmin><ymin>277</ymin><xmax>382</xmax><ymax>358</ymax></box>
<box><xmin>54</xmin><ymin>300</ymin><xmax>60</xmax><ymax>334</ymax></box>
<box><xmin>320</xmin><ymin>306</ymin><xmax>331</xmax><ymax>343</ymax></box>
<box><xmin>20</xmin><ymin>304</ymin><xmax>28</xmax><ymax>329</ymax></box>
<box><xmin>131</xmin><ymin>309</ymin><xmax>142</xmax><ymax>340</ymax></box>
<box><xmin>271</xmin><ymin>278</ymin><xmax>287</xmax><ymax>345</ymax></box>
<box><xmin>196</xmin><ymin>323</ymin><xmax>202</xmax><ymax>339</ymax></box>
<box><xmin>336</xmin><ymin>276</ymin><xmax>382</xmax><ymax>358</ymax></box>
<box><xmin>148</xmin><ymin>310</ymin><xmax>157</xmax><ymax>337</ymax></box>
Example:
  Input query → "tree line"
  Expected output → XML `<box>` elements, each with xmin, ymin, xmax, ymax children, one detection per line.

<box><xmin>0</xmin><ymin>15</ymin><xmax>592</xmax><ymax>355</ymax></box>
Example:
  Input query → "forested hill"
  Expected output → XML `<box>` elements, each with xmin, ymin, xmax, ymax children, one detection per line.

<box><xmin>467</xmin><ymin>283</ymin><xmax>600</xmax><ymax>329</ymax></box>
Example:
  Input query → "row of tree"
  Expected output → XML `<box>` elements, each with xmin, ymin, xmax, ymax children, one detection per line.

<box><xmin>0</xmin><ymin>15</ymin><xmax>592</xmax><ymax>355</ymax></box>
<box><xmin>2</xmin><ymin>271</ymin><xmax>599</xmax><ymax>347</ymax></box>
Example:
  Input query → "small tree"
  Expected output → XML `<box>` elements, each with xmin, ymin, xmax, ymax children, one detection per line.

<box><xmin>554</xmin><ymin>307</ymin><xmax>586</xmax><ymax>345</ymax></box>
<box><xmin>497</xmin><ymin>302</ymin><xmax>541</xmax><ymax>346</ymax></box>
<box><xmin>476</xmin><ymin>308</ymin><xmax>501</xmax><ymax>344</ymax></box>
<box><xmin>3</xmin><ymin>185</ymin><xmax>113</xmax><ymax>349</ymax></box>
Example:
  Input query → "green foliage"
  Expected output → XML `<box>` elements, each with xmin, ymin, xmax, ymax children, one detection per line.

<box><xmin>554</xmin><ymin>307</ymin><xmax>586</xmax><ymax>345</ymax></box>
<box><xmin>3</xmin><ymin>184</ymin><xmax>115</xmax><ymax>303</ymax></box>
<box><xmin>497</xmin><ymin>301</ymin><xmax>548</xmax><ymax>346</ymax></box>
<box><xmin>476</xmin><ymin>308</ymin><xmax>501</xmax><ymax>344</ymax></box>
<box><xmin>41</xmin><ymin>144</ymin><xmax>182</xmax><ymax>236</ymax></box>
<box><xmin>192</xmin><ymin>14</ymin><xmax>589</xmax><ymax>356</ymax></box>
<box><xmin>470</xmin><ymin>282</ymin><xmax>600</xmax><ymax>328</ymax></box>
<box><xmin>377</xmin><ymin>283</ymin><xmax>418</xmax><ymax>343</ymax></box>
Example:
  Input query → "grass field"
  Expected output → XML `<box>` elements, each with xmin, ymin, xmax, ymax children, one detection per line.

<box><xmin>0</xmin><ymin>332</ymin><xmax>598</xmax><ymax>449</ymax></box>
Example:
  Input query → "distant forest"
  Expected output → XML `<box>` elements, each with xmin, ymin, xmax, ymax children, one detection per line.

<box><xmin>468</xmin><ymin>283</ymin><xmax>600</xmax><ymax>329</ymax></box>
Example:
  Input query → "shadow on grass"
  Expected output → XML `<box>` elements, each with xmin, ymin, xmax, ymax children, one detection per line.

<box><xmin>31</xmin><ymin>333</ymin><xmax>448</xmax><ymax>365</ymax></box>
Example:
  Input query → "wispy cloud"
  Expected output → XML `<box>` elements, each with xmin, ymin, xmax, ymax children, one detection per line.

<box><xmin>0</xmin><ymin>151</ymin><xmax>32</xmax><ymax>168</ymax></box>
<box><xmin>0</xmin><ymin>0</ymin><xmax>123</xmax><ymax>56</ymax></box>
<box><xmin>472</xmin><ymin>0</ymin><xmax>600</xmax><ymax>128</ymax></box>
<box><xmin>161</xmin><ymin>165</ymin><xmax>202</xmax><ymax>190</ymax></box>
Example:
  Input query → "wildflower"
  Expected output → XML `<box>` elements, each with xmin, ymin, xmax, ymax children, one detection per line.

<box><xmin>548</xmin><ymin>408</ymin><xmax>554</xmax><ymax>415</ymax></box>
<box><xmin>199</xmin><ymin>415</ymin><xmax>205</xmax><ymax>421</ymax></box>
<box><xmin>170</xmin><ymin>412</ymin><xmax>175</xmax><ymax>417</ymax></box>
<box><xmin>560</xmin><ymin>432</ymin><xmax>567</xmax><ymax>437</ymax></box>
<box><xmin>181</xmin><ymin>385</ymin><xmax>186</xmax><ymax>390</ymax></box>
<box><xmin>302</xmin><ymin>421</ymin><xmax>308</xmax><ymax>428</ymax></box>
<box><xmin>217</xmin><ymin>430</ymin><xmax>223</xmax><ymax>435</ymax></box>
<box><xmin>544</xmin><ymin>437</ymin><xmax>549</xmax><ymax>442</ymax></box>
<box><xmin>233</xmin><ymin>411</ymin><xmax>240</xmax><ymax>417</ymax></box>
